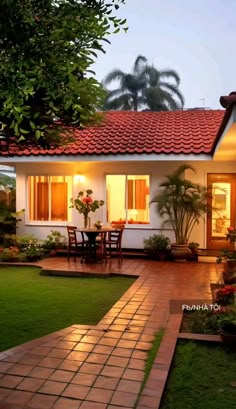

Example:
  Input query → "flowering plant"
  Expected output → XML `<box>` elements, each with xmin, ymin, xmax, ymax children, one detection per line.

<box><xmin>210</xmin><ymin>306</ymin><xmax>236</xmax><ymax>335</ymax></box>
<box><xmin>216</xmin><ymin>248</ymin><xmax>236</xmax><ymax>264</ymax></box>
<box><xmin>215</xmin><ymin>285</ymin><xmax>236</xmax><ymax>306</ymax></box>
<box><xmin>226</xmin><ymin>226</ymin><xmax>236</xmax><ymax>243</ymax></box>
<box><xmin>0</xmin><ymin>246</ymin><xmax>20</xmax><ymax>261</ymax></box>
<box><xmin>216</xmin><ymin>227</ymin><xmax>236</xmax><ymax>264</ymax></box>
<box><xmin>70</xmin><ymin>189</ymin><xmax>104</xmax><ymax>218</ymax></box>
<box><xmin>16</xmin><ymin>235</ymin><xmax>44</xmax><ymax>260</ymax></box>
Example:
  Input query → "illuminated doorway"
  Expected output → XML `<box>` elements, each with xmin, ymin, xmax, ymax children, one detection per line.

<box><xmin>207</xmin><ymin>174</ymin><xmax>236</xmax><ymax>249</ymax></box>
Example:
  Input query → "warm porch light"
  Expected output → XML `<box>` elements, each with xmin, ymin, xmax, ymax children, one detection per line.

<box><xmin>74</xmin><ymin>173</ymin><xmax>85</xmax><ymax>183</ymax></box>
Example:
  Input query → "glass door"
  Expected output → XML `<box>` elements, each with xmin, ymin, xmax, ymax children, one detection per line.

<box><xmin>207</xmin><ymin>174</ymin><xmax>236</xmax><ymax>249</ymax></box>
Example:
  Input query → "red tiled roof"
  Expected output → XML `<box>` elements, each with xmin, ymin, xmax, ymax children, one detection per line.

<box><xmin>0</xmin><ymin>110</ymin><xmax>224</xmax><ymax>157</ymax></box>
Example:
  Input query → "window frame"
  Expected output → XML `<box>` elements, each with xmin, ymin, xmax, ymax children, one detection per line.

<box><xmin>26</xmin><ymin>174</ymin><xmax>73</xmax><ymax>226</ymax></box>
<box><xmin>105</xmin><ymin>173</ymin><xmax>150</xmax><ymax>227</ymax></box>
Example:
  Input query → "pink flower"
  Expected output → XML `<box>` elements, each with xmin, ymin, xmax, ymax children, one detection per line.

<box><xmin>82</xmin><ymin>197</ymin><xmax>93</xmax><ymax>204</ymax></box>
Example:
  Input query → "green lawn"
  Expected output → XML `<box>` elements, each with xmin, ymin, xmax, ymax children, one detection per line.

<box><xmin>0</xmin><ymin>266</ymin><xmax>135</xmax><ymax>352</ymax></box>
<box><xmin>160</xmin><ymin>340</ymin><xmax>236</xmax><ymax>409</ymax></box>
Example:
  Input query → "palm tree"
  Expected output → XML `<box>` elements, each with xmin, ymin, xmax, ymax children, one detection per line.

<box><xmin>102</xmin><ymin>56</ymin><xmax>184</xmax><ymax>111</ymax></box>
<box><xmin>144</xmin><ymin>66</ymin><xmax>184</xmax><ymax>111</ymax></box>
<box><xmin>102</xmin><ymin>55</ymin><xmax>147</xmax><ymax>111</ymax></box>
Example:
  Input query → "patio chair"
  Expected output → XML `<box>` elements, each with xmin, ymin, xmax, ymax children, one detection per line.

<box><xmin>66</xmin><ymin>226</ymin><xmax>87</xmax><ymax>261</ymax></box>
<box><xmin>104</xmin><ymin>226</ymin><xmax>124</xmax><ymax>259</ymax></box>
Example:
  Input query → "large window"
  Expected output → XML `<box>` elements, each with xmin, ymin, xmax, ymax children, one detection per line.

<box><xmin>106</xmin><ymin>175</ymin><xmax>150</xmax><ymax>225</ymax></box>
<box><xmin>28</xmin><ymin>176</ymin><xmax>72</xmax><ymax>222</ymax></box>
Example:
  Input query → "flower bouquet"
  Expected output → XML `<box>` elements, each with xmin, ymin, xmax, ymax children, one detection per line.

<box><xmin>226</xmin><ymin>226</ymin><xmax>236</xmax><ymax>244</ymax></box>
<box><xmin>70</xmin><ymin>189</ymin><xmax>104</xmax><ymax>228</ymax></box>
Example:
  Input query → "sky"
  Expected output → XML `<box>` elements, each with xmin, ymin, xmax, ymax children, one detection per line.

<box><xmin>93</xmin><ymin>0</ymin><xmax>236</xmax><ymax>110</ymax></box>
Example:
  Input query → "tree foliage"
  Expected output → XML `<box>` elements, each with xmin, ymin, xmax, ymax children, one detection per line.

<box><xmin>103</xmin><ymin>55</ymin><xmax>184</xmax><ymax>111</ymax></box>
<box><xmin>0</xmin><ymin>0</ymin><xmax>127</xmax><ymax>146</ymax></box>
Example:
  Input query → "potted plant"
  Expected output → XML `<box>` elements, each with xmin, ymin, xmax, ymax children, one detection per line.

<box><xmin>43</xmin><ymin>230</ymin><xmax>66</xmax><ymax>256</ymax></box>
<box><xmin>188</xmin><ymin>242</ymin><xmax>199</xmax><ymax>261</ymax></box>
<box><xmin>95</xmin><ymin>220</ymin><xmax>102</xmax><ymax>230</ymax></box>
<box><xmin>143</xmin><ymin>233</ymin><xmax>171</xmax><ymax>260</ymax></box>
<box><xmin>216</xmin><ymin>248</ymin><xmax>236</xmax><ymax>284</ymax></box>
<box><xmin>151</xmin><ymin>164</ymin><xmax>210</xmax><ymax>260</ymax></box>
<box><xmin>212</xmin><ymin>306</ymin><xmax>236</xmax><ymax>344</ymax></box>
<box><xmin>216</xmin><ymin>227</ymin><xmax>236</xmax><ymax>283</ymax></box>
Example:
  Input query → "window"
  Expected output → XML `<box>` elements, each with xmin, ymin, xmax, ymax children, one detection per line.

<box><xmin>28</xmin><ymin>176</ymin><xmax>72</xmax><ymax>222</ymax></box>
<box><xmin>106</xmin><ymin>175</ymin><xmax>150</xmax><ymax>225</ymax></box>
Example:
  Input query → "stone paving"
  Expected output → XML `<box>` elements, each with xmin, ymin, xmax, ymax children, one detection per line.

<box><xmin>0</xmin><ymin>258</ymin><xmax>219</xmax><ymax>408</ymax></box>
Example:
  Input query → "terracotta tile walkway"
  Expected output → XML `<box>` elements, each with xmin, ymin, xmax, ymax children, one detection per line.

<box><xmin>0</xmin><ymin>257</ymin><xmax>219</xmax><ymax>409</ymax></box>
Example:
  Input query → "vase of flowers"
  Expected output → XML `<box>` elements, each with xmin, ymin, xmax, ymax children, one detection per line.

<box><xmin>70</xmin><ymin>189</ymin><xmax>104</xmax><ymax>228</ymax></box>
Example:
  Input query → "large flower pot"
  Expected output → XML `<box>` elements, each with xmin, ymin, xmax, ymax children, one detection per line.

<box><xmin>171</xmin><ymin>244</ymin><xmax>191</xmax><ymax>261</ymax></box>
<box><xmin>222</xmin><ymin>260</ymin><xmax>236</xmax><ymax>283</ymax></box>
<box><xmin>222</xmin><ymin>272</ymin><xmax>236</xmax><ymax>284</ymax></box>
<box><xmin>223</xmin><ymin>259</ymin><xmax>236</xmax><ymax>274</ymax></box>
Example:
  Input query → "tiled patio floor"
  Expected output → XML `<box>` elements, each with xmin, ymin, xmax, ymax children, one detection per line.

<box><xmin>0</xmin><ymin>257</ymin><xmax>219</xmax><ymax>408</ymax></box>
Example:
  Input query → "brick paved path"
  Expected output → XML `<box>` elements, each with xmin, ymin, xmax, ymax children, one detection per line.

<box><xmin>0</xmin><ymin>258</ymin><xmax>219</xmax><ymax>408</ymax></box>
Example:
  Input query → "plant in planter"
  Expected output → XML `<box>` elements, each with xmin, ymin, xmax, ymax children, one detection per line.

<box><xmin>43</xmin><ymin>230</ymin><xmax>67</xmax><ymax>255</ymax></box>
<box><xmin>184</xmin><ymin>306</ymin><xmax>236</xmax><ymax>343</ymax></box>
<box><xmin>143</xmin><ymin>234</ymin><xmax>171</xmax><ymax>260</ymax></box>
<box><xmin>188</xmin><ymin>242</ymin><xmax>199</xmax><ymax>261</ymax></box>
<box><xmin>95</xmin><ymin>220</ymin><xmax>102</xmax><ymax>230</ymax></box>
<box><xmin>216</xmin><ymin>248</ymin><xmax>236</xmax><ymax>284</ymax></box>
<box><xmin>151</xmin><ymin>164</ymin><xmax>210</xmax><ymax>260</ymax></box>
<box><xmin>217</xmin><ymin>227</ymin><xmax>236</xmax><ymax>284</ymax></box>
<box><xmin>212</xmin><ymin>306</ymin><xmax>236</xmax><ymax>344</ymax></box>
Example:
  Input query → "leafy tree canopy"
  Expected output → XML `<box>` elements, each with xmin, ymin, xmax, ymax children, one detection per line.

<box><xmin>0</xmin><ymin>0</ymin><xmax>127</xmax><ymax>147</ymax></box>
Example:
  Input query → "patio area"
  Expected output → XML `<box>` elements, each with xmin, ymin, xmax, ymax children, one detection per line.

<box><xmin>0</xmin><ymin>257</ymin><xmax>219</xmax><ymax>409</ymax></box>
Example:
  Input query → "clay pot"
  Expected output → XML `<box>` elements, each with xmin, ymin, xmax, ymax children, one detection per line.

<box><xmin>222</xmin><ymin>260</ymin><xmax>236</xmax><ymax>283</ymax></box>
<box><xmin>223</xmin><ymin>259</ymin><xmax>236</xmax><ymax>274</ymax></box>
<box><xmin>222</xmin><ymin>272</ymin><xmax>236</xmax><ymax>284</ymax></box>
<box><xmin>171</xmin><ymin>244</ymin><xmax>191</xmax><ymax>261</ymax></box>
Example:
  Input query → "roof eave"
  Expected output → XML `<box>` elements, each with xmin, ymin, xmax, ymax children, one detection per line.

<box><xmin>211</xmin><ymin>91</ymin><xmax>236</xmax><ymax>157</ymax></box>
<box><xmin>0</xmin><ymin>152</ymin><xmax>213</xmax><ymax>164</ymax></box>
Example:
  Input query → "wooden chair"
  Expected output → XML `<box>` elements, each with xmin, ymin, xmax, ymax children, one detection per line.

<box><xmin>104</xmin><ymin>227</ymin><xmax>124</xmax><ymax>259</ymax></box>
<box><xmin>66</xmin><ymin>226</ymin><xmax>87</xmax><ymax>261</ymax></box>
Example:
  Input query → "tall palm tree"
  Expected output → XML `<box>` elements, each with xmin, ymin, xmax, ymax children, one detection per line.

<box><xmin>102</xmin><ymin>56</ymin><xmax>184</xmax><ymax>111</ymax></box>
<box><xmin>102</xmin><ymin>55</ymin><xmax>147</xmax><ymax>111</ymax></box>
<box><xmin>144</xmin><ymin>66</ymin><xmax>184</xmax><ymax>111</ymax></box>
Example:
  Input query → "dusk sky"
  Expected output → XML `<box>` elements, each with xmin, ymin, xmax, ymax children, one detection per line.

<box><xmin>93</xmin><ymin>0</ymin><xmax>236</xmax><ymax>109</ymax></box>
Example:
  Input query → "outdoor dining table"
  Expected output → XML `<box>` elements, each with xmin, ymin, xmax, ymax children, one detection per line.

<box><xmin>77</xmin><ymin>226</ymin><xmax>117</xmax><ymax>262</ymax></box>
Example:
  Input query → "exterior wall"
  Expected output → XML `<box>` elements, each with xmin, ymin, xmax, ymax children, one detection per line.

<box><xmin>15</xmin><ymin>160</ymin><xmax>236</xmax><ymax>249</ymax></box>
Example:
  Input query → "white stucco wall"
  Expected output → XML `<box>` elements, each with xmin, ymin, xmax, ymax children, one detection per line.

<box><xmin>15</xmin><ymin>159</ymin><xmax>236</xmax><ymax>249</ymax></box>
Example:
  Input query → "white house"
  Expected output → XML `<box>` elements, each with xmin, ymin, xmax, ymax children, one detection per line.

<box><xmin>0</xmin><ymin>91</ymin><xmax>236</xmax><ymax>250</ymax></box>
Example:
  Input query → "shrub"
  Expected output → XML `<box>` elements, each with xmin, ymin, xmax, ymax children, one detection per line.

<box><xmin>144</xmin><ymin>234</ymin><xmax>171</xmax><ymax>258</ymax></box>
